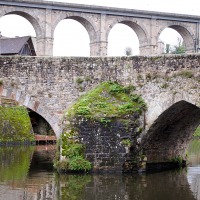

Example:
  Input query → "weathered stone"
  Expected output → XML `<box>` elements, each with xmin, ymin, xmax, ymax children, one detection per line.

<box><xmin>1</xmin><ymin>55</ymin><xmax>200</xmax><ymax>170</ymax></box>
<box><xmin>1</xmin><ymin>0</ymin><xmax>200</xmax><ymax>56</ymax></box>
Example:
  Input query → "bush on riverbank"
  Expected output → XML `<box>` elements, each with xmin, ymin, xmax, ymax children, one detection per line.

<box><xmin>0</xmin><ymin>106</ymin><xmax>34</xmax><ymax>143</ymax></box>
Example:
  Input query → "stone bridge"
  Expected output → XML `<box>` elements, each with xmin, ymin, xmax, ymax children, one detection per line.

<box><xmin>1</xmin><ymin>0</ymin><xmax>200</xmax><ymax>56</ymax></box>
<box><xmin>1</xmin><ymin>54</ymin><xmax>200</xmax><ymax>169</ymax></box>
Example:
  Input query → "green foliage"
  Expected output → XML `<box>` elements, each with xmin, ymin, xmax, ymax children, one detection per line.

<box><xmin>165</xmin><ymin>37</ymin><xmax>186</xmax><ymax>54</ymax></box>
<box><xmin>69</xmin><ymin>156</ymin><xmax>92</xmax><ymax>171</ymax></box>
<box><xmin>0</xmin><ymin>106</ymin><xmax>34</xmax><ymax>142</ymax></box>
<box><xmin>121</xmin><ymin>138</ymin><xmax>132</xmax><ymax>147</ymax></box>
<box><xmin>76</xmin><ymin>77</ymin><xmax>84</xmax><ymax>84</ymax></box>
<box><xmin>188</xmin><ymin>139</ymin><xmax>200</xmax><ymax>155</ymax></box>
<box><xmin>177</xmin><ymin>70</ymin><xmax>193</xmax><ymax>78</ymax></box>
<box><xmin>171</xmin><ymin>156</ymin><xmax>183</xmax><ymax>165</ymax></box>
<box><xmin>67</xmin><ymin>81</ymin><xmax>147</xmax><ymax>121</ymax></box>
<box><xmin>130</xmin><ymin>94</ymin><xmax>147</xmax><ymax>110</ymax></box>
<box><xmin>108</xmin><ymin>83</ymin><xmax>124</xmax><ymax>95</ymax></box>
<box><xmin>123</xmin><ymin>85</ymin><xmax>136</xmax><ymax>94</ymax></box>
<box><xmin>76</xmin><ymin>106</ymin><xmax>90</xmax><ymax>116</ymax></box>
<box><xmin>56</xmin><ymin>174</ymin><xmax>91</xmax><ymax>200</ymax></box>
<box><xmin>85</xmin><ymin>76</ymin><xmax>91</xmax><ymax>82</ymax></box>
<box><xmin>193</xmin><ymin>126</ymin><xmax>200</xmax><ymax>137</ymax></box>
<box><xmin>118</xmin><ymin>103</ymin><xmax>135</xmax><ymax>115</ymax></box>
<box><xmin>0</xmin><ymin>79</ymin><xmax>3</xmax><ymax>85</ymax></box>
<box><xmin>0</xmin><ymin>146</ymin><xmax>34</xmax><ymax>181</ymax></box>
<box><xmin>172</xmin><ymin>40</ymin><xmax>186</xmax><ymax>54</ymax></box>
<box><xmin>161</xmin><ymin>83</ymin><xmax>169</xmax><ymax>89</ymax></box>
<box><xmin>58</xmin><ymin>131</ymin><xmax>92</xmax><ymax>172</ymax></box>
<box><xmin>99</xmin><ymin>117</ymin><xmax>111</xmax><ymax>124</ymax></box>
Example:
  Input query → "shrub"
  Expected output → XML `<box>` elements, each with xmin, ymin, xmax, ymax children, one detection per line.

<box><xmin>76</xmin><ymin>106</ymin><xmax>90</xmax><ymax>116</ymax></box>
<box><xmin>59</xmin><ymin>131</ymin><xmax>92</xmax><ymax>172</ymax></box>
<box><xmin>121</xmin><ymin>138</ymin><xmax>132</xmax><ymax>147</ymax></box>
<box><xmin>69</xmin><ymin>156</ymin><xmax>92</xmax><ymax>171</ymax></box>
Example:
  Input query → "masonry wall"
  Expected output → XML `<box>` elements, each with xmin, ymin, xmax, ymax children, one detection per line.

<box><xmin>1</xmin><ymin>55</ymin><xmax>200</xmax><ymax>136</ymax></box>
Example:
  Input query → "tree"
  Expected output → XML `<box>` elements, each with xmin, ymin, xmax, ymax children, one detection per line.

<box><xmin>124</xmin><ymin>47</ymin><xmax>133</xmax><ymax>56</ymax></box>
<box><xmin>165</xmin><ymin>44</ymin><xmax>170</xmax><ymax>54</ymax></box>
<box><xmin>172</xmin><ymin>37</ymin><xmax>186</xmax><ymax>54</ymax></box>
<box><xmin>165</xmin><ymin>37</ymin><xmax>186</xmax><ymax>54</ymax></box>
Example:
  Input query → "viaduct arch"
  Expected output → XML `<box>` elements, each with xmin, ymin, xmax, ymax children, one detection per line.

<box><xmin>0</xmin><ymin>0</ymin><xmax>200</xmax><ymax>56</ymax></box>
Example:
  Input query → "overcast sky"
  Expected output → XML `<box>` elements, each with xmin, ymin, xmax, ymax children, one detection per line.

<box><xmin>0</xmin><ymin>0</ymin><xmax>200</xmax><ymax>56</ymax></box>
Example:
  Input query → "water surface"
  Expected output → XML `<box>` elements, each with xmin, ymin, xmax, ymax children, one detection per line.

<box><xmin>0</xmin><ymin>141</ymin><xmax>200</xmax><ymax>200</ymax></box>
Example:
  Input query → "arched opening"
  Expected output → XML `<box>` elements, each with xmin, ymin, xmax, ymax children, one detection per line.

<box><xmin>142</xmin><ymin>101</ymin><xmax>200</xmax><ymax>170</ymax></box>
<box><xmin>0</xmin><ymin>96</ymin><xmax>56</xmax><ymax>144</ymax></box>
<box><xmin>53</xmin><ymin>19</ymin><xmax>90</xmax><ymax>56</ymax></box>
<box><xmin>158</xmin><ymin>26</ymin><xmax>194</xmax><ymax>54</ymax></box>
<box><xmin>0</xmin><ymin>14</ymin><xmax>37</xmax><ymax>54</ymax></box>
<box><xmin>0</xmin><ymin>14</ymin><xmax>36</xmax><ymax>37</ymax></box>
<box><xmin>108</xmin><ymin>23</ymin><xmax>139</xmax><ymax>56</ymax></box>
<box><xmin>28</xmin><ymin>109</ymin><xmax>56</xmax><ymax>145</ymax></box>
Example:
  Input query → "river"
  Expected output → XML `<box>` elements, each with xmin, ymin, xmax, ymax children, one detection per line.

<box><xmin>0</xmin><ymin>140</ymin><xmax>200</xmax><ymax>200</ymax></box>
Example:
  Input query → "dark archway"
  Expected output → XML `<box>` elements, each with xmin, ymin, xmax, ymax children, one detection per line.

<box><xmin>142</xmin><ymin>101</ymin><xmax>200</xmax><ymax>170</ymax></box>
<box><xmin>28</xmin><ymin>109</ymin><xmax>54</xmax><ymax>136</ymax></box>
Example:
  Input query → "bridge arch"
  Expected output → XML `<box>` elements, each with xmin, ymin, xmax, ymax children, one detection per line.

<box><xmin>142</xmin><ymin>100</ymin><xmax>200</xmax><ymax>168</ymax></box>
<box><xmin>52</xmin><ymin>14</ymin><xmax>97</xmax><ymax>44</ymax></box>
<box><xmin>157</xmin><ymin>24</ymin><xmax>195</xmax><ymax>52</ymax></box>
<box><xmin>106</xmin><ymin>19</ymin><xmax>149</xmax><ymax>55</ymax></box>
<box><xmin>0</xmin><ymin>11</ymin><xmax>42</xmax><ymax>38</ymax></box>
<box><xmin>0</xmin><ymin>87</ymin><xmax>62</xmax><ymax>138</ymax></box>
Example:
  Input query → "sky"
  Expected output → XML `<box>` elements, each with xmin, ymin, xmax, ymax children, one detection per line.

<box><xmin>0</xmin><ymin>0</ymin><xmax>200</xmax><ymax>56</ymax></box>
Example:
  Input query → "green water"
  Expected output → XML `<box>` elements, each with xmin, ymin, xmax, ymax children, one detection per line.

<box><xmin>0</xmin><ymin>140</ymin><xmax>200</xmax><ymax>200</ymax></box>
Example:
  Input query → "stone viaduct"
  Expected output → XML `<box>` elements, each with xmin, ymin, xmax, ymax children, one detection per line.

<box><xmin>1</xmin><ymin>0</ymin><xmax>200</xmax><ymax>56</ymax></box>
<box><xmin>0</xmin><ymin>54</ymin><xmax>200</xmax><ymax>169</ymax></box>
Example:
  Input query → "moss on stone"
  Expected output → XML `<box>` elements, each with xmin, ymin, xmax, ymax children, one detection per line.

<box><xmin>67</xmin><ymin>81</ymin><xmax>146</xmax><ymax>121</ymax></box>
<box><xmin>60</xmin><ymin>82</ymin><xmax>146</xmax><ymax>172</ymax></box>
<box><xmin>193</xmin><ymin>126</ymin><xmax>200</xmax><ymax>137</ymax></box>
<box><xmin>0</xmin><ymin>106</ymin><xmax>34</xmax><ymax>143</ymax></box>
<box><xmin>55</xmin><ymin>130</ymin><xmax>92</xmax><ymax>172</ymax></box>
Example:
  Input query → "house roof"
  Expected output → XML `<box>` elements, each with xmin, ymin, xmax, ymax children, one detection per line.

<box><xmin>0</xmin><ymin>36</ymin><xmax>35</xmax><ymax>55</ymax></box>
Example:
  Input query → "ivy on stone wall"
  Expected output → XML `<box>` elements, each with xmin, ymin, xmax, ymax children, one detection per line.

<box><xmin>57</xmin><ymin>81</ymin><xmax>146</xmax><ymax>173</ymax></box>
<box><xmin>67</xmin><ymin>81</ymin><xmax>147</xmax><ymax>121</ymax></box>
<box><xmin>0</xmin><ymin>106</ymin><xmax>34</xmax><ymax>143</ymax></box>
<box><xmin>55</xmin><ymin>130</ymin><xmax>91</xmax><ymax>172</ymax></box>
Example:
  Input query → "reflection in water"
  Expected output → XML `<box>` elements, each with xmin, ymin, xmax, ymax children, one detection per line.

<box><xmin>0</xmin><ymin>142</ymin><xmax>200</xmax><ymax>199</ymax></box>
<box><xmin>187</xmin><ymin>139</ymin><xmax>200</xmax><ymax>200</ymax></box>
<box><xmin>0</xmin><ymin>146</ymin><xmax>34</xmax><ymax>181</ymax></box>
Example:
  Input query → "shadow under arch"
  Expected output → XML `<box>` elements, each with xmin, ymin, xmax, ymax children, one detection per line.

<box><xmin>157</xmin><ymin>25</ymin><xmax>195</xmax><ymax>52</ymax></box>
<box><xmin>106</xmin><ymin>20</ymin><xmax>148</xmax><ymax>54</ymax></box>
<box><xmin>142</xmin><ymin>100</ymin><xmax>200</xmax><ymax>169</ymax></box>
<box><xmin>3</xmin><ymin>11</ymin><xmax>42</xmax><ymax>38</ymax></box>
<box><xmin>28</xmin><ymin>108</ymin><xmax>55</xmax><ymax>136</ymax></box>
